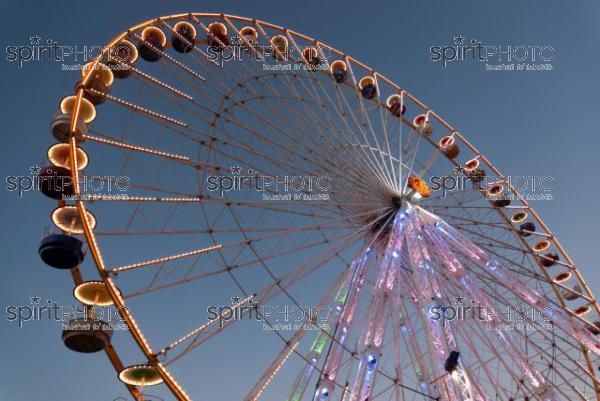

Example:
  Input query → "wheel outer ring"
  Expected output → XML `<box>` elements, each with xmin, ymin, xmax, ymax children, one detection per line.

<box><xmin>65</xmin><ymin>12</ymin><xmax>600</xmax><ymax>401</ymax></box>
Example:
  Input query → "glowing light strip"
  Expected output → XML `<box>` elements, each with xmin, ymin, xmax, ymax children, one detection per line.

<box><xmin>86</xmin><ymin>88</ymin><xmax>188</xmax><ymax>127</ymax></box>
<box><xmin>129</xmin><ymin>30</ymin><xmax>206</xmax><ymax>81</ymax></box>
<box><xmin>83</xmin><ymin>134</ymin><xmax>191</xmax><ymax>161</ymax></box>
<box><xmin>252</xmin><ymin>341</ymin><xmax>299</xmax><ymax>401</ymax></box>
<box><xmin>158</xmin><ymin>294</ymin><xmax>254</xmax><ymax>355</ymax></box>
<box><xmin>127</xmin><ymin>64</ymin><xmax>194</xmax><ymax>100</ymax></box>
<box><xmin>111</xmin><ymin>244</ymin><xmax>223</xmax><ymax>273</ymax></box>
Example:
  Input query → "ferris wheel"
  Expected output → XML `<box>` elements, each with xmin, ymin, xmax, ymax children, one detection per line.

<box><xmin>36</xmin><ymin>13</ymin><xmax>600</xmax><ymax>401</ymax></box>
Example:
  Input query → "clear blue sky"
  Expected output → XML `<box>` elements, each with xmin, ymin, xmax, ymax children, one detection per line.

<box><xmin>1</xmin><ymin>1</ymin><xmax>600</xmax><ymax>400</ymax></box>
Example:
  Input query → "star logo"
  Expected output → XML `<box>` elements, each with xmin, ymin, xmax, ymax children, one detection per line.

<box><xmin>230</xmin><ymin>165</ymin><xmax>241</xmax><ymax>175</ymax></box>
<box><xmin>453</xmin><ymin>165</ymin><xmax>465</xmax><ymax>175</ymax></box>
<box><xmin>30</xmin><ymin>35</ymin><xmax>41</xmax><ymax>45</ymax></box>
<box><xmin>454</xmin><ymin>35</ymin><xmax>465</xmax><ymax>45</ymax></box>
<box><xmin>30</xmin><ymin>165</ymin><xmax>41</xmax><ymax>175</ymax></box>
<box><xmin>454</xmin><ymin>295</ymin><xmax>465</xmax><ymax>304</ymax></box>
<box><xmin>231</xmin><ymin>295</ymin><xmax>241</xmax><ymax>304</ymax></box>
<box><xmin>30</xmin><ymin>294</ymin><xmax>41</xmax><ymax>304</ymax></box>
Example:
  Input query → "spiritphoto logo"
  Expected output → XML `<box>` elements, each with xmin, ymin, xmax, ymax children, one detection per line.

<box><xmin>5</xmin><ymin>165</ymin><xmax>131</xmax><ymax>199</ymax></box>
<box><xmin>430</xmin><ymin>35</ymin><xmax>555</xmax><ymax>71</ymax></box>
<box><xmin>207</xmin><ymin>295</ymin><xmax>333</xmax><ymax>331</ymax></box>
<box><xmin>206</xmin><ymin>165</ymin><xmax>332</xmax><ymax>201</ymax></box>
<box><xmin>4</xmin><ymin>294</ymin><xmax>130</xmax><ymax>329</ymax></box>
<box><xmin>429</xmin><ymin>295</ymin><xmax>553</xmax><ymax>331</ymax></box>
<box><xmin>429</xmin><ymin>166</ymin><xmax>555</xmax><ymax>200</ymax></box>
<box><xmin>205</xmin><ymin>35</ymin><xmax>332</xmax><ymax>71</ymax></box>
<box><xmin>4</xmin><ymin>35</ymin><xmax>133</xmax><ymax>70</ymax></box>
